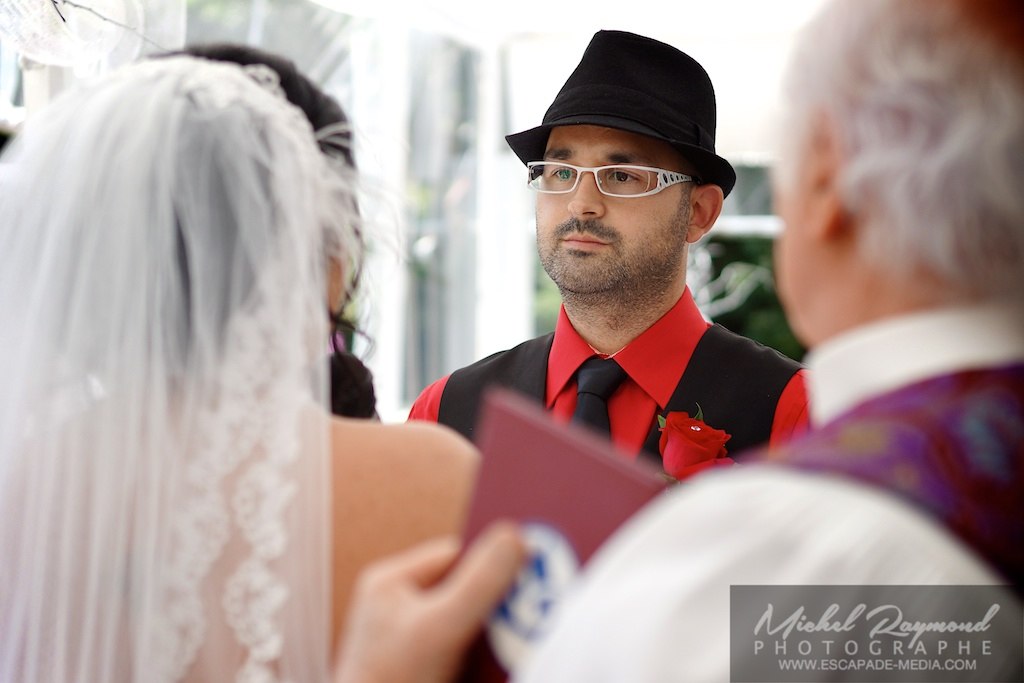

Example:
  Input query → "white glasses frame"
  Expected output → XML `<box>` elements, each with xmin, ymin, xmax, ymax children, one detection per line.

<box><xmin>526</xmin><ymin>161</ymin><xmax>698</xmax><ymax>198</ymax></box>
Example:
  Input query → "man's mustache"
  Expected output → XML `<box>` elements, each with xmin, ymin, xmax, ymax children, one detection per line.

<box><xmin>554</xmin><ymin>218</ymin><xmax>620</xmax><ymax>243</ymax></box>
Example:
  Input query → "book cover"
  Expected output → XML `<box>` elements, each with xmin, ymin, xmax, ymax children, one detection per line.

<box><xmin>459</xmin><ymin>387</ymin><xmax>667</xmax><ymax>682</ymax></box>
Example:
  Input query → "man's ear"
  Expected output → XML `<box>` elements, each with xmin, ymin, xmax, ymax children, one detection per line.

<box><xmin>806</xmin><ymin>114</ymin><xmax>848</xmax><ymax>241</ymax></box>
<box><xmin>685</xmin><ymin>183</ymin><xmax>725</xmax><ymax>243</ymax></box>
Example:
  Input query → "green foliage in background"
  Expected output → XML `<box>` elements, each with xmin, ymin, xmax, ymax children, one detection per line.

<box><xmin>704</xmin><ymin>235</ymin><xmax>806</xmax><ymax>362</ymax></box>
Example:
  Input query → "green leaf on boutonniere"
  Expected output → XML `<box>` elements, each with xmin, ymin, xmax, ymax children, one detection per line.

<box><xmin>658</xmin><ymin>404</ymin><xmax>704</xmax><ymax>430</ymax></box>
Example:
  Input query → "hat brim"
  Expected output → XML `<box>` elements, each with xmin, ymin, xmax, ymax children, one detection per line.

<box><xmin>506</xmin><ymin>117</ymin><xmax>737</xmax><ymax>198</ymax></box>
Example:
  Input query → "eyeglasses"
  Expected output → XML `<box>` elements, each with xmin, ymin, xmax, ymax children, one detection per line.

<box><xmin>526</xmin><ymin>161</ymin><xmax>698</xmax><ymax>198</ymax></box>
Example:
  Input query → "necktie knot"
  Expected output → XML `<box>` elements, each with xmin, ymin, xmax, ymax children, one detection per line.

<box><xmin>572</xmin><ymin>357</ymin><xmax>627</xmax><ymax>434</ymax></box>
<box><xmin>576</xmin><ymin>357</ymin><xmax>627</xmax><ymax>399</ymax></box>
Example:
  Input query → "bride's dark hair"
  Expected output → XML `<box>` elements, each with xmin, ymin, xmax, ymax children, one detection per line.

<box><xmin>172</xmin><ymin>43</ymin><xmax>375</xmax><ymax>418</ymax></box>
<box><xmin>177</xmin><ymin>43</ymin><xmax>355</xmax><ymax>167</ymax></box>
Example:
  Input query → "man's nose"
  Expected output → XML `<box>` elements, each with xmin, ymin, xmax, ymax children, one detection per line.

<box><xmin>567</xmin><ymin>170</ymin><xmax>606</xmax><ymax>219</ymax></box>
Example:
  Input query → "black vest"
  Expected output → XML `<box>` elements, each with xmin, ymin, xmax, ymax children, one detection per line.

<box><xmin>437</xmin><ymin>324</ymin><xmax>802</xmax><ymax>465</ymax></box>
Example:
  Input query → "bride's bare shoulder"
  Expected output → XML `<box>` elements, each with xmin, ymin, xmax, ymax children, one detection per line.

<box><xmin>325</xmin><ymin>417</ymin><xmax>481</xmax><ymax>638</ymax></box>
<box><xmin>328</xmin><ymin>417</ymin><xmax>479</xmax><ymax>473</ymax></box>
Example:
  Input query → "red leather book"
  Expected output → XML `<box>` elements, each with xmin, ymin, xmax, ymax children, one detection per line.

<box><xmin>459</xmin><ymin>387</ymin><xmax>667</xmax><ymax>683</ymax></box>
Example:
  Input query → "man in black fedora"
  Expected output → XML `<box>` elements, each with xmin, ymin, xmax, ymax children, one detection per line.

<box><xmin>409</xmin><ymin>30</ymin><xmax>809</xmax><ymax>473</ymax></box>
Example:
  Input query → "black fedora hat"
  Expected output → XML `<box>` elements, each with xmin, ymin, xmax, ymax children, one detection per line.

<box><xmin>506</xmin><ymin>30</ymin><xmax>736</xmax><ymax>197</ymax></box>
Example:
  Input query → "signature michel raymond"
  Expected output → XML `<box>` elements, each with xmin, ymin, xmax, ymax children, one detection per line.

<box><xmin>754</xmin><ymin>602</ymin><xmax>1002</xmax><ymax>648</ymax></box>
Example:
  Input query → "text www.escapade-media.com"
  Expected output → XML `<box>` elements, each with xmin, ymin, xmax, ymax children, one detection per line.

<box><xmin>776</xmin><ymin>657</ymin><xmax>979</xmax><ymax>674</ymax></box>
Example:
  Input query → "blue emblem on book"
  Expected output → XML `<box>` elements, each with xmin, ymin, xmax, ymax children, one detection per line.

<box><xmin>487</xmin><ymin>522</ymin><xmax>580</xmax><ymax>672</ymax></box>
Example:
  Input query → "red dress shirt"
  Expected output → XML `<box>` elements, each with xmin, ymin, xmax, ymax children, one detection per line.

<box><xmin>408</xmin><ymin>289</ymin><xmax>809</xmax><ymax>459</ymax></box>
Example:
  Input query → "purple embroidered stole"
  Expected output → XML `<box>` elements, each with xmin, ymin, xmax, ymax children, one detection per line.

<box><xmin>753</xmin><ymin>364</ymin><xmax>1024</xmax><ymax>590</ymax></box>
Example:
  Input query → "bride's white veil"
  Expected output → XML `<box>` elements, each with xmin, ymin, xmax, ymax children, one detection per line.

<box><xmin>0</xmin><ymin>55</ymin><xmax>360</xmax><ymax>682</ymax></box>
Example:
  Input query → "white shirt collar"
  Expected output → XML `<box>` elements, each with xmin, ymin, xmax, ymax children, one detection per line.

<box><xmin>806</xmin><ymin>303</ymin><xmax>1024</xmax><ymax>427</ymax></box>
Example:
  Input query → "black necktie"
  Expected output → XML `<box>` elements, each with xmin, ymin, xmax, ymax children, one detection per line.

<box><xmin>571</xmin><ymin>357</ymin><xmax>627</xmax><ymax>435</ymax></box>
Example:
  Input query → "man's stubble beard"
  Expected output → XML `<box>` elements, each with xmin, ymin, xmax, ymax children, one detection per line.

<box><xmin>538</xmin><ymin>200</ymin><xmax>691</xmax><ymax>314</ymax></box>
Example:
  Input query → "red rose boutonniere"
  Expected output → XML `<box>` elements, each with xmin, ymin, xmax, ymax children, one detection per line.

<box><xmin>657</xmin><ymin>405</ymin><xmax>734</xmax><ymax>482</ymax></box>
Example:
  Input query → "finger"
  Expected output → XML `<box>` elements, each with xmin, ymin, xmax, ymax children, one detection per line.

<box><xmin>434</xmin><ymin>522</ymin><xmax>527</xmax><ymax>626</ymax></box>
<box><xmin>367</xmin><ymin>534</ymin><xmax>462</xmax><ymax>588</ymax></box>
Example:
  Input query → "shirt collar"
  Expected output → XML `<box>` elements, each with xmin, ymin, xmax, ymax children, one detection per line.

<box><xmin>546</xmin><ymin>289</ymin><xmax>710</xmax><ymax>407</ymax></box>
<box><xmin>806</xmin><ymin>303</ymin><xmax>1024</xmax><ymax>426</ymax></box>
